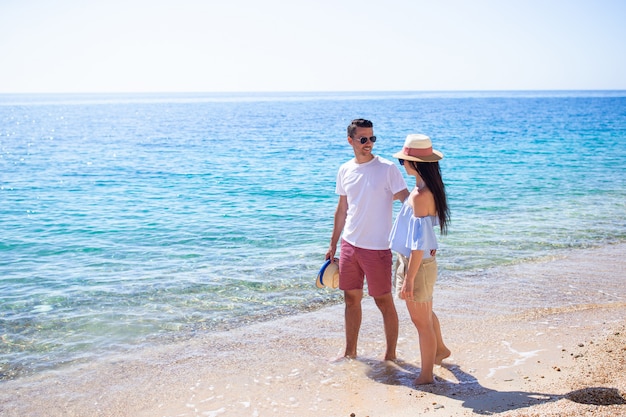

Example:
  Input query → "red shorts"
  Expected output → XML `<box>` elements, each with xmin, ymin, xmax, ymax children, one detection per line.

<box><xmin>339</xmin><ymin>239</ymin><xmax>393</xmax><ymax>297</ymax></box>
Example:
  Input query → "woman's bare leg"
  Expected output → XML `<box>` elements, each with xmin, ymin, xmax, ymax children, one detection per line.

<box><xmin>406</xmin><ymin>300</ymin><xmax>436</xmax><ymax>384</ymax></box>
<box><xmin>433</xmin><ymin>312</ymin><xmax>451</xmax><ymax>364</ymax></box>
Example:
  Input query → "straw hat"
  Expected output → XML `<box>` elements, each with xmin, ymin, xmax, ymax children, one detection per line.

<box><xmin>393</xmin><ymin>134</ymin><xmax>443</xmax><ymax>162</ymax></box>
<box><xmin>315</xmin><ymin>258</ymin><xmax>339</xmax><ymax>289</ymax></box>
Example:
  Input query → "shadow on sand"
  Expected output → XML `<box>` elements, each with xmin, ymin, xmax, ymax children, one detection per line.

<box><xmin>363</xmin><ymin>359</ymin><xmax>625</xmax><ymax>415</ymax></box>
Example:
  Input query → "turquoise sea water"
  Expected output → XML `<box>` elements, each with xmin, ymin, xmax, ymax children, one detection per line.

<box><xmin>1</xmin><ymin>91</ymin><xmax>625</xmax><ymax>380</ymax></box>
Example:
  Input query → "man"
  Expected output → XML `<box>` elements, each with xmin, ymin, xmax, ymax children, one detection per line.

<box><xmin>326</xmin><ymin>119</ymin><xmax>409</xmax><ymax>361</ymax></box>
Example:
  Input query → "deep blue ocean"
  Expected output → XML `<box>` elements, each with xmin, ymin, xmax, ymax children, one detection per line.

<box><xmin>1</xmin><ymin>91</ymin><xmax>625</xmax><ymax>380</ymax></box>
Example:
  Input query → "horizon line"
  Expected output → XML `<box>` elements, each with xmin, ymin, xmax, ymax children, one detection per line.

<box><xmin>1</xmin><ymin>88</ymin><xmax>626</xmax><ymax>96</ymax></box>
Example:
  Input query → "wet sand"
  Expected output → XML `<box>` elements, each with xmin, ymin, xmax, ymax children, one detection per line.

<box><xmin>1</xmin><ymin>244</ymin><xmax>625</xmax><ymax>417</ymax></box>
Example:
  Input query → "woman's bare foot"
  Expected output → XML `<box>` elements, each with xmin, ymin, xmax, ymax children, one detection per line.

<box><xmin>435</xmin><ymin>347</ymin><xmax>451</xmax><ymax>365</ymax></box>
<box><xmin>415</xmin><ymin>374</ymin><xmax>435</xmax><ymax>385</ymax></box>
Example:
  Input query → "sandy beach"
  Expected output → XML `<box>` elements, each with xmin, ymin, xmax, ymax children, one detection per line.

<box><xmin>1</xmin><ymin>243</ymin><xmax>625</xmax><ymax>417</ymax></box>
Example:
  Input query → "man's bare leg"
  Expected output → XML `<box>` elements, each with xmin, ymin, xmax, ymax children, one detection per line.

<box><xmin>374</xmin><ymin>292</ymin><xmax>399</xmax><ymax>361</ymax></box>
<box><xmin>343</xmin><ymin>289</ymin><xmax>363</xmax><ymax>358</ymax></box>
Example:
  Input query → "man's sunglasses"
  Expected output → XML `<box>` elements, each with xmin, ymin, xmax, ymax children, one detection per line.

<box><xmin>355</xmin><ymin>136</ymin><xmax>377</xmax><ymax>144</ymax></box>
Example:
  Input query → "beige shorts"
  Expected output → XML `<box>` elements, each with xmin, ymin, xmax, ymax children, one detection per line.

<box><xmin>394</xmin><ymin>254</ymin><xmax>437</xmax><ymax>303</ymax></box>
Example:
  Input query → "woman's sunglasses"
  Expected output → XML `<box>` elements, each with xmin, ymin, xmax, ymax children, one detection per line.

<box><xmin>398</xmin><ymin>159</ymin><xmax>405</xmax><ymax>166</ymax></box>
<box><xmin>355</xmin><ymin>136</ymin><xmax>377</xmax><ymax>144</ymax></box>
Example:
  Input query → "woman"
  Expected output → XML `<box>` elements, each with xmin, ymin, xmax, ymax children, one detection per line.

<box><xmin>389</xmin><ymin>133</ymin><xmax>451</xmax><ymax>385</ymax></box>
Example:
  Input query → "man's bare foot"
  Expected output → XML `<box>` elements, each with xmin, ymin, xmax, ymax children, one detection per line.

<box><xmin>384</xmin><ymin>353</ymin><xmax>397</xmax><ymax>362</ymax></box>
<box><xmin>435</xmin><ymin>348</ymin><xmax>451</xmax><ymax>365</ymax></box>
<box><xmin>330</xmin><ymin>354</ymin><xmax>355</xmax><ymax>363</ymax></box>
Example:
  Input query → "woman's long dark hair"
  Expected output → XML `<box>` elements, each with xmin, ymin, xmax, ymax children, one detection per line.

<box><xmin>409</xmin><ymin>160</ymin><xmax>450</xmax><ymax>235</ymax></box>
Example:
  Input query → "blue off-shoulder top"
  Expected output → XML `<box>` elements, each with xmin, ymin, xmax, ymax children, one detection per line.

<box><xmin>389</xmin><ymin>199</ymin><xmax>439</xmax><ymax>259</ymax></box>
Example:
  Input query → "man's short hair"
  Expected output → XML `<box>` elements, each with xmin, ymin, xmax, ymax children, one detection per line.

<box><xmin>347</xmin><ymin>119</ymin><xmax>373</xmax><ymax>138</ymax></box>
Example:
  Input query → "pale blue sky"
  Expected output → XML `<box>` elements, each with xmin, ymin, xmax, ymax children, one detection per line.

<box><xmin>1</xmin><ymin>0</ymin><xmax>624</xmax><ymax>93</ymax></box>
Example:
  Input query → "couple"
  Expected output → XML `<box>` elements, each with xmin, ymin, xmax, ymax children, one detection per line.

<box><xmin>325</xmin><ymin>118</ymin><xmax>451</xmax><ymax>385</ymax></box>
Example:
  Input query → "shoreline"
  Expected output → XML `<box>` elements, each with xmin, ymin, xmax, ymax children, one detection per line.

<box><xmin>1</xmin><ymin>243</ymin><xmax>625</xmax><ymax>416</ymax></box>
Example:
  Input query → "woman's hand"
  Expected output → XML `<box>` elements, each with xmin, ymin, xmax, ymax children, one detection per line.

<box><xmin>403</xmin><ymin>249</ymin><xmax>424</xmax><ymax>302</ymax></box>
<box><xmin>401</xmin><ymin>280</ymin><xmax>414</xmax><ymax>301</ymax></box>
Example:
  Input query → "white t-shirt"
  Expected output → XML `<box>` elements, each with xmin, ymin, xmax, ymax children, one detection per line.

<box><xmin>335</xmin><ymin>155</ymin><xmax>407</xmax><ymax>250</ymax></box>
